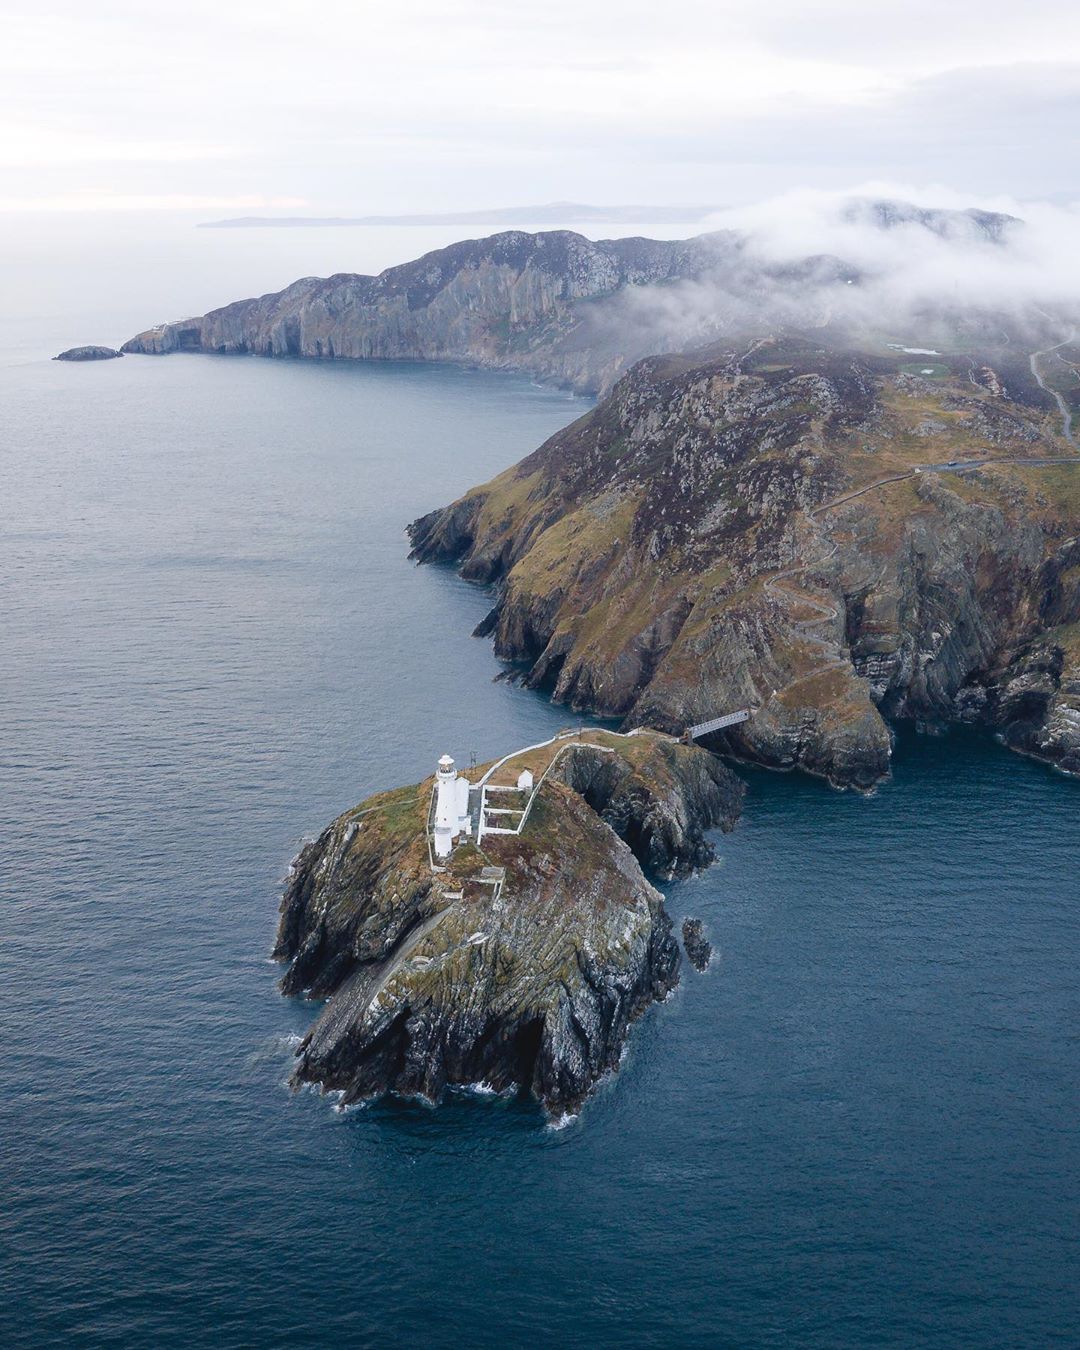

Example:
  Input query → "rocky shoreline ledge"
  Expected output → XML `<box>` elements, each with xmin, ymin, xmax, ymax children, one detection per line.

<box><xmin>275</xmin><ymin>729</ymin><xmax>742</xmax><ymax>1117</ymax></box>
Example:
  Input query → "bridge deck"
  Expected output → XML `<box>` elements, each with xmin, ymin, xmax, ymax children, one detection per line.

<box><xmin>687</xmin><ymin>709</ymin><xmax>751</xmax><ymax>739</ymax></box>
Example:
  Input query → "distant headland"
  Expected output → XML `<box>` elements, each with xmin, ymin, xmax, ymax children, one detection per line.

<box><xmin>197</xmin><ymin>201</ymin><xmax>721</xmax><ymax>228</ymax></box>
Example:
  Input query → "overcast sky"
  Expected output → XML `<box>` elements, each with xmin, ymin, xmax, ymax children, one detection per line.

<box><xmin>3</xmin><ymin>0</ymin><xmax>1079</xmax><ymax>213</ymax></box>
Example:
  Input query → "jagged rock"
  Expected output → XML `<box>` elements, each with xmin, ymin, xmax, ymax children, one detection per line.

<box><xmin>550</xmin><ymin>737</ymin><xmax>743</xmax><ymax>879</ymax></box>
<box><xmin>275</xmin><ymin>731</ymin><xmax>742</xmax><ymax>1117</ymax></box>
<box><xmin>54</xmin><ymin>345</ymin><xmax>122</xmax><ymax>361</ymax></box>
<box><xmin>681</xmin><ymin>918</ymin><xmax>712</xmax><ymax>971</ymax></box>
<box><xmin>964</xmin><ymin>622</ymin><xmax>1080</xmax><ymax>775</ymax></box>
<box><xmin>409</xmin><ymin>332</ymin><xmax>1080</xmax><ymax>786</ymax></box>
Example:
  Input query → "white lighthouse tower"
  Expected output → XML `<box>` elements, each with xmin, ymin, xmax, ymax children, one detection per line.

<box><xmin>433</xmin><ymin>754</ymin><xmax>471</xmax><ymax>858</ymax></box>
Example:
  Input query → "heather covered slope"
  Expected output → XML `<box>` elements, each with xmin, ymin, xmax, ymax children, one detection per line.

<box><xmin>409</xmin><ymin>332</ymin><xmax>1080</xmax><ymax>787</ymax></box>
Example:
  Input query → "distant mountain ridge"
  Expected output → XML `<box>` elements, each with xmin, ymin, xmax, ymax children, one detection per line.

<box><xmin>198</xmin><ymin>201</ymin><xmax>721</xmax><ymax>228</ymax></box>
<box><xmin>837</xmin><ymin>197</ymin><xmax>1020</xmax><ymax>243</ymax></box>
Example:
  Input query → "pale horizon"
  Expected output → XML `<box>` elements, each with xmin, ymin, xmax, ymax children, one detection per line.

<box><xmin>4</xmin><ymin>0</ymin><xmax>1080</xmax><ymax>215</ymax></box>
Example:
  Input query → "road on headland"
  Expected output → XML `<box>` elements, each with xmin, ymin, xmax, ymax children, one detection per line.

<box><xmin>1029</xmin><ymin>322</ymin><xmax>1078</xmax><ymax>448</ymax></box>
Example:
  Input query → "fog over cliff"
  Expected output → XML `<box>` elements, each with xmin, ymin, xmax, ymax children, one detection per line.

<box><xmin>718</xmin><ymin>187</ymin><xmax>1080</xmax><ymax>305</ymax></box>
<box><xmin>577</xmin><ymin>187</ymin><xmax>1080</xmax><ymax>363</ymax></box>
<box><xmin>591</xmin><ymin>190</ymin><xmax>1080</xmax><ymax>359</ymax></box>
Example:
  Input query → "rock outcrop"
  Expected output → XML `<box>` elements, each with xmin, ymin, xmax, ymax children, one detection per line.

<box><xmin>54</xmin><ymin>345</ymin><xmax>122</xmax><ymax>361</ymax></box>
<box><xmin>681</xmin><ymin>918</ymin><xmax>712</xmax><ymax>971</ymax></box>
<box><xmin>409</xmin><ymin>333</ymin><xmax>1080</xmax><ymax>786</ymax></box>
<box><xmin>274</xmin><ymin>730</ymin><xmax>743</xmax><ymax>1117</ymax></box>
<box><xmin>550</xmin><ymin>736</ymin><xmax>743</xmax><ymax>878</ymax></box>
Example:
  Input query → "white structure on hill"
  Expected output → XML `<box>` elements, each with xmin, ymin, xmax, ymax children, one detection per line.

<box><xmin>433</xmin><ymin>754</ymin><xmax>471</xmax><ymax>858</ymax></box>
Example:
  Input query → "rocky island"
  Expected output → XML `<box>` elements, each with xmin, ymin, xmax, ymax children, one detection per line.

<box><xmin>54</xmin><ymin>345</ymin><xmax>122</xmax><ymax>361</ymax></box>
<box><xmin>275</xmin><ymin>728</ymin><xmax>742</xmax><ymax>1116</ymax></box>
<box><xmin>409</xmin><ymin>332</ymin><xmax>1080</xmax><ymax>786</ymax></box>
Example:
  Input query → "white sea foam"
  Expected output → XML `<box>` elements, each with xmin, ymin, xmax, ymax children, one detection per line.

<box><xmin>468</xmin><ymin>1079</ymin><xmax>514</xmax><ymax>1098</ymax></box>
<box><xmin>546</xmin><ymin>1110</ymin><xmax>580</xmax><ymax>1132</ymax></box>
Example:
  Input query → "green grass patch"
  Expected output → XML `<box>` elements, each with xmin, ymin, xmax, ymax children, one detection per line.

<box><xmin>899</xmin><ymin>362</ymin><xmax>950</xmax><ymax>379</ymax></box>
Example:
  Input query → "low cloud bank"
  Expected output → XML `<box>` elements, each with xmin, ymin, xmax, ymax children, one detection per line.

<box><xmin>709</xmin><ymin>183</ymin><xmax>1080</xmax><ymax>314</ymax></box>
<box><xmin>586</xmin><ymin>185</ymin><xmax>1080</xmax><ymax>362</ymax></box>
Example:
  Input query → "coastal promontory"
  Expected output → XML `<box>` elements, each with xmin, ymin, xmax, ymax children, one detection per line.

<box><xmin>117</xmin><ymin>226</ymin><xmax>858</xmax><ymax>393</ymax></box>
<box><xmin>409</xmin><ymin>332</ymin><xmax>1080</xmax><ymax>786</ymax></box>
<box><xmin>113</xmin><ymin>205</ymin><xmax>1017</xmax><ymax>395</ymax></box>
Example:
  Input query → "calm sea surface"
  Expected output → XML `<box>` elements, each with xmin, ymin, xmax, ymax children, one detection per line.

<box><xmin>1</xmin><ymin>216</ymin><xmax>1078</xmax><ymax>1348</ymax></box>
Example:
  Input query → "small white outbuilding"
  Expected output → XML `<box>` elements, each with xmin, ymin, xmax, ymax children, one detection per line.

<box><xmin>516</xmin><ymin>769</ymin><xmax>534</xmax><ymax>791</ymax></box>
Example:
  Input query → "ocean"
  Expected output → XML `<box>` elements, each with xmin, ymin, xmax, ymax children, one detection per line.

<box><xmin>1</xmin><ymin>212</ymin><xmax>1078</xmax><ymax>1348</ymax></box>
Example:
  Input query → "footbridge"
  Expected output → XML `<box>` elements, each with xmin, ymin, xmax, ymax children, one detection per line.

<box><xmin>685</xmin><ymin>709</ymin><xmax>752</xmax><ymax>741</ymax></box>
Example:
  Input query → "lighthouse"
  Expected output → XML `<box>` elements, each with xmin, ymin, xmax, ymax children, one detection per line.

<box><xmin>433</xmin><ymin>754</ymin><xmax>471</xmax><ymax>858</ymax></box>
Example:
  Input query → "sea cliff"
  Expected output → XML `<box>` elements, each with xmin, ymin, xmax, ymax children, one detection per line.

<box><xmin>119</xmin><ymin>227</ymin><xmax>856</xmax><ymax>393</ymax></box>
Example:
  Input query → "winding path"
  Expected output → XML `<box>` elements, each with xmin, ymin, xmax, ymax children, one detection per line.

<box><xmin>1029</xmin><ymin>325</ymin><xmax>1078</xmax><ymax>449</ymax></box>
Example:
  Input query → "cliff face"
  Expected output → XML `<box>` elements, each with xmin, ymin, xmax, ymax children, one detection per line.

<box><xmin>409</xmin><ymin>334</ymin><xmax>1080</xmax><ymax>787</ymax></box>
<box><xmin>275</xmin><ymin>731</ymin><xmax>742</xmax><ymax>1116</ymax></box>
<box><xmin>120</xmin><ymin>227</ymin><xmax>853</xmax><ymax>393</ymax></box>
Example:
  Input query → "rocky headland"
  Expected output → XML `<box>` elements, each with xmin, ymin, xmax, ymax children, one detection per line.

<box><xmin>121</xmin><ymin>227</ymin><xmax>858</xmax><ymax>394</ymax></box>
<box><xmin>274</xmin><ymin>729</ymin><xmax>742</xmax><ymax>1117</ymax></box>
<box><xmin>111</xmin><ymin>202</ymin><xmax>1022</xmax><ymax>396</ymax></box>
<box><xmin>409</xmin><ymin>332</ymin><xmax>1080</xmax><ymax>787</ymax></box>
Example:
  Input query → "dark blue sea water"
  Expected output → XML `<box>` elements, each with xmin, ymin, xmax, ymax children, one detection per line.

<box><xmin>2</xmin><ymin>347</ymin><xmax>1079</xmax><ymax>1349</ymax></box>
